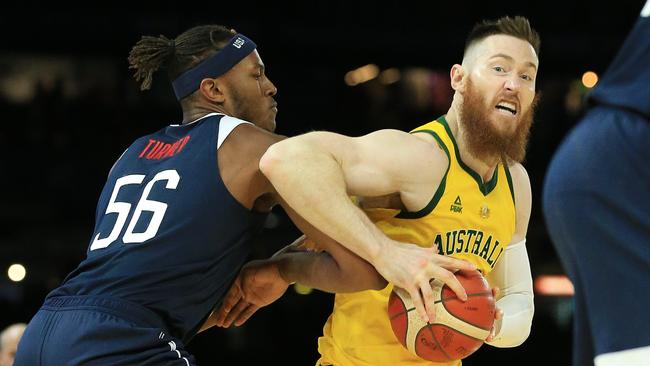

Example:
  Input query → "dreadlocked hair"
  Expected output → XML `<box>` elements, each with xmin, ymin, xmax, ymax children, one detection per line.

<box><xmin>128</xmin><ymin>25</ymin><xmax>236</xmax><ymax>91</ymax></box>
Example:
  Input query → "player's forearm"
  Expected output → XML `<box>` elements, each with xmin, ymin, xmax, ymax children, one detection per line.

<box><xmin>274</xmin><ymin>251</ymin><xmax>386</xmax><ymax>293</ymax></box>
<box><xmin>485</xmin><ymin>239</ymin><xmax>535</xmax><ymax>347</ymax></box>
<box><xmin>260</xmin><ymin>135</ymin><xmax>389</xmax><ymax>264</ymax></box>
<box><xmin>486</xmin><ymin>293</ymin><xmax>534</xmax><ymax>347</ymax></box>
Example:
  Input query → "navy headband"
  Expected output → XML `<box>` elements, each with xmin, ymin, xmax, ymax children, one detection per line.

<box><xmin>171</xmin><ymin>34</ymin><xmax>257</xmax><ymax>100</ymax></box>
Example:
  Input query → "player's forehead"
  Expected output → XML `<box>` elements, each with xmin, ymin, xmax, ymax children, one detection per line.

<box><xmin>237</xmin><ymin>50</ymin><xmax>264</xmax><ymax>71</ymax></box>
<box><xmin>470</xmin><ymin>34</ymin><xmax>538</xmax><ymax>69</ymax></box>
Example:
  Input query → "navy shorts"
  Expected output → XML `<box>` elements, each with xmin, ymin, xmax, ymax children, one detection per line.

<box><xmin>543</xmin><ymin>106</ymin><xmax>650</xmax><ymax>365</ymax></box>
<box><xmin>14</xmin><ymin>295</ymin><xmax>196</xmax><ymax>366</ymax></box>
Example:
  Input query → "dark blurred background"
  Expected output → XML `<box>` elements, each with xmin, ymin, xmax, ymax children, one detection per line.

<box><xmin>0</xmin><ymin>1</ymin><xmax>645</xmax><ymax>364</ymax></box>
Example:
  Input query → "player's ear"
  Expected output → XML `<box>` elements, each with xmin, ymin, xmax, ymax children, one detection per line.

<box><xmin>450</xmin><ymin>64</ymin><xmax>465</xmax><ymax>92</ymax></box>
<box><xmin>199</xmin><ymin>78</ymin><xmax>226</xmax><ymax>103</ymax></box>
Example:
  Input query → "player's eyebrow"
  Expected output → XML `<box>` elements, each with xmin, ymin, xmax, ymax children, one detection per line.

<box><xmin>489</xmin><ymin>53</ymin><xmax>537</xmax><ymax>71</ymax></box>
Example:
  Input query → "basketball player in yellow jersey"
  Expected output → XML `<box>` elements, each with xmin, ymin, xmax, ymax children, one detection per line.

<box><xmin>216</xmin><ymin>16</ymin><xmax>539</xmax><ymax>365</ymax></box>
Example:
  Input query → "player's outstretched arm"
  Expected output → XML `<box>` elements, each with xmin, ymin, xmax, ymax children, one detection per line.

<box><xmin>274</xmin><ymin>198</ymin><xmax>388</xmax><ymax>292</ymax></box>
<box><xmin>209</xmin><ymin>229</ymin><xmax>387</xmax><ymax>329</ymax></box>
<box><xmin>260</xmin><ymin>129</ymin><xmax>476</xmax><ymax>322</ymax></box>
<box><xmin>485</xmin><ymin>163</ymin><xmax>534</xmax><ymax>347</ymax></box>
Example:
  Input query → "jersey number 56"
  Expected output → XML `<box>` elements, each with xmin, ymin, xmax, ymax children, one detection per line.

<box><xmin>89</xmin><ymin>170</ymin><xmax>180</xmax><ymax>251</ymax></box>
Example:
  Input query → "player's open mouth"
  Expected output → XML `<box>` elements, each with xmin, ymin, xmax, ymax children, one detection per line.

<box><xmin>495</xmin><ymin>101</ymin><xmax>517</xmax><ymax>115</ymax></box>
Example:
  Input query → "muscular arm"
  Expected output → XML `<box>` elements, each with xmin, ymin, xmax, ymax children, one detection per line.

<box><xmin>202</xmin><ymin>127</ymin><xmax>387</xmax><ymax>330</ymax></box>
<box><xmin>485</xmin><ymin>163</ymin><xmax>534</xmax><ymax>347</ymax></box>
<box><xmin>217</xmin><ymin>123</ymin><xmax>386</xmax><ymax>292</ymax></box>
<box><xmin>274</xmin><ymin>200</ymin><xmax>388</xmax><ymax>293</ymax></box>
<box><xmin>260</xmin><ymin>130</ymin><xmax>438</xmax><ymax>260</ymax></box>
<box><xmin>273</xmin><ymin>198</ymin><xmax>387</xmax><ymax>293</ymax></box>
<box><xmin>260</xmin><ymin>130</ymin><xmax>477</xmax><ymax>321</ymax></box>
<box><xmin>274</xmin><ymin>248</ymin><xmax>387</xmax><ymax>293</ymax></box>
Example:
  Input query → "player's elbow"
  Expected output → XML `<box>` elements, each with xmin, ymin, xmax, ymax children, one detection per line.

<box><xmin>259</xmin><ymin>137</ymin><xmax>312</xmax><ymax>179</ymax></box>
<box><xmin>259</xmin><ymin>141</ymin><xmax>289</xmax><ymax>179</ymax></box>
<box><xmin>497</xmin><ymin>320</ymin><xmax>532</xmax><ymax>348</ymax></box>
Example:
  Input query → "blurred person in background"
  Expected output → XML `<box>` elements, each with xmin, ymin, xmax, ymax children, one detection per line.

<box><xmin>543</xmin><ymin>1</ymin><xmax>650</xmax><ymax>365</ymax></box>
<box><xmin>0</xmin><ymin>323</ymin><xmax>25</xmax><ymax>366</ymax></box>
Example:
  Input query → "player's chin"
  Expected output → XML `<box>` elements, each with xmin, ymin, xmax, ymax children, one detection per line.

<box><xmin>266</xmin><ymin>118</ymin><xmax>275</xmax><ymax>132</ymax></box>
<box><xmin>266</xmin><ymin>115</ymin><xmax>277</xmax><ymax>132</ymax></box>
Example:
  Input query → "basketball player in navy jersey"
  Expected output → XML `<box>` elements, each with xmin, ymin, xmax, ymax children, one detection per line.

<box><xmin>14</xmin><ymin>25</ymin><xmax>473</xmax><ymax>365</ymax></box>
<box><xmin>543</xmin><ymin>2</ymin><xmax>650</xmax><ymax>365</ymax></box>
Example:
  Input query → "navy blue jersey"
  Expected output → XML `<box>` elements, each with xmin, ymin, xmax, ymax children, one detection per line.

<box><xmin>588</xmin><ymin>14</ymin><xmax>650</xmax><ymax>117</ymax></box>
<box><xmin>49</xmin><ymin>113</ymin><xmax>267</xmax><ymax>343</ymax></box>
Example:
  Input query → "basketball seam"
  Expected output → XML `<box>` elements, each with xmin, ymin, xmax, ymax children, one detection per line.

<box><xmin>392</xmin><ymin>293</ymin><xmax>408</xmax><ymax>346</ymax></box>
<box><xmin>441</xmin><ymin>291</ymin><xmax>492</xmax><ymax>302</ymax></box>
<box><xmin>401</xmin><ymin>292</ymin><xmax>492</xmax><ymax>316</ymax></box>
<box><xmin>423</xmin><ymin>324</ymin><xmax>452</xmax><ymax>361</ymax></box>
<box><xmin>434</xmin><ymin>322</ymin><xmax>485</xmax><ymax>343</ymax></box>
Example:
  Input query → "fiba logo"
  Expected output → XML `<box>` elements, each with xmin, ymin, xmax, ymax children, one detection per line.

<box><xmin>233</xmin><ymin>37</ymin><xmax>245</xmax><ymax>49</ymax></box>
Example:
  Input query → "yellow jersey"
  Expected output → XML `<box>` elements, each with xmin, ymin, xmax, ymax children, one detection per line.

<box><xmin>317</xmin><ymin>116</ymin><xmax>517</xmax><ymax>366</ymax></box>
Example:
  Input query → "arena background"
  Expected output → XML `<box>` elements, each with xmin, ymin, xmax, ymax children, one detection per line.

<box><xmin>0</xmin><ymin>1</ymin><xmax>645</xmax><ymax>364</ymax></box>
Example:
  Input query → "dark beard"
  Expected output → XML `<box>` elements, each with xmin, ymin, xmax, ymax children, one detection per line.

<box><xmin>458</xmin><ymin>78</ymin><xmax>538</xmax><ymax>163</ymax></box>
<box><xmin>228</xmin><ymin>86</ymin><xmax>275</xmax><ymax>132</ymax></box>
<box><xmin>228</xmin><ymin>87</ymin><xmax>250</xmax><ymax>121</ymax></box>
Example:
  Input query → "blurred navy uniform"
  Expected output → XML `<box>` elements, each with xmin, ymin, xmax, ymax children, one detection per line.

<box><xmin>543</xmin><ymin>3</ymin><xmax>650</xmax><ymax>365</ymax></box>
<box><xmin>16</xmin><ymin>113</ymin><xmax>266</xmax><ymax>365</ymax></box>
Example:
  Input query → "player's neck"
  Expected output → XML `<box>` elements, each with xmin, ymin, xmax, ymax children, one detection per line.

<box><xmin>445</xmin><ymin>108</ymin><xmax>500</xmax><ymax>182</ymax></box>
<box><xmin>181</xmin><ymin>104</ymin><xmax>230</xmax><ymax>124</ymax></box>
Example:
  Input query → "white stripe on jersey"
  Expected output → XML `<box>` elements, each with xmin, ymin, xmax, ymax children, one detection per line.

<box><xmin>217</xmin><ymin>116</ymin><xmax>253</xmax><ymax>150</ymax></box>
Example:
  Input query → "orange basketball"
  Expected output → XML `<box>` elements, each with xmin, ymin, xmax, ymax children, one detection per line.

<box><xmin>388</xmin><ymin>270</ymin><xmax>495</xmax><ymax>362</ymax></box>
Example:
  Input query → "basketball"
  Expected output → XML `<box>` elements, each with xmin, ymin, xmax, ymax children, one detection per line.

<box><xmin>388</xmin><ymin>270</ymin><xmax>495</xmax><ymax>362</ymax></box>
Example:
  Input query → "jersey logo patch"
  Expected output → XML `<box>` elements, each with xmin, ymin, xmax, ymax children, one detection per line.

<box><xmin>450</xmin><ymin>196</ymin><xmax>463</xmax><ymax>213</ymax></box>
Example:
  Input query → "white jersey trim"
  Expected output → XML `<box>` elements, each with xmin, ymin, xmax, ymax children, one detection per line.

<box><xmin>595</xmin><ymin>345</ymin><xmax>650</xmax><ymax>366</ymax></box>
<box><xmin>217</xmin><ymin>116</ymin><xmax>253</xmax><ymax>150</ymax></box>
<box><xmin>169</xmin><ymin>112</ymin><xmax>223</xmax><ymax>127</ymax></box>
<box><xmin>168</xmin><ymin>113</ymin><xmax>252</xmax><ymax>150</ymax></box>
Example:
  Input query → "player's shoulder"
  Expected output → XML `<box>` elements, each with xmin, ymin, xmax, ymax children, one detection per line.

<box><xmin>363</xmin><ymin>128</ymin><xmax>448</xmax><ymax>164</ymax></box>
<box><xmin>408</xmin><ymin>119</ymin><xmax>451</xmax><ymax>154</ymax></box>
<box><xmin>506</xmin><ymin>161</ymin><xmax>532</xmax><ymax>214</ymax></box>
<box><xmin>506</xmin><ymin>162</ymin><xmax>530</xmax><ymax>187</ymax></box>
<box><xmin>223</xmin><ymin>118</ymin><xmax>285</xmax><ymax>149</ymax></box>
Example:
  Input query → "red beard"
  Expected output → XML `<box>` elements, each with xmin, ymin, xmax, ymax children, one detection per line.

<box><xmin>458</xmin><ymin>78</ymin><xmax>538</xmax><ymax>163</ymax></box>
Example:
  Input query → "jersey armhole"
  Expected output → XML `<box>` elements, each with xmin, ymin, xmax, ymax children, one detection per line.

<box><xmin>395</xmin><ymin>130</ymin><xmax>450</xmax><ymax>219</ymax></box>
<box><xmin>217</xmin><ymin>116</ymin><xmax>254</xmax><ymax>150</ymax></box>
<box><xmin>503</xmin><ymin>160</ymin><xmax>516</xmax><ymax>205</ymax></box>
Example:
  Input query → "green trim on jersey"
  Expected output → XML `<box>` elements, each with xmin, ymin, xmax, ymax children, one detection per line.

<box><xmin>438</xmin><ymin>116</ymin><xmax>499</xmax><ymax>196</ymax></box>
<box><xmin>396</xmin><ymin>130</ymin><xmax>450</xmax><ymax>219</ymax></box>
<box><xmin>503</xmin><ymin>160</ymin><xmax>516</xmax><ymax>205</ymax></box>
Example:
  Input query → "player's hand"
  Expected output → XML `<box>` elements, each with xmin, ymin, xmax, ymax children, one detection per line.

<box><xmin>374</xmin><ymin>240</ymin><xmax>476</xmax><ymax>323</ymax></box>
<box><xmin>215</xmin><ymin>259</ymin><xmax>290</xmax><ymax>328</ymax></box>
<box><xmin>486</xmin><ymin>287</ymin><xmax>503</xmax><ymax>342</ymax></box>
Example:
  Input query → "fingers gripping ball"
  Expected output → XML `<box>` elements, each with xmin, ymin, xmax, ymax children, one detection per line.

<box><xmin>388</xmin><ymin>270</ymin><xmax>495</xmax><ymax>362</ymax></box>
